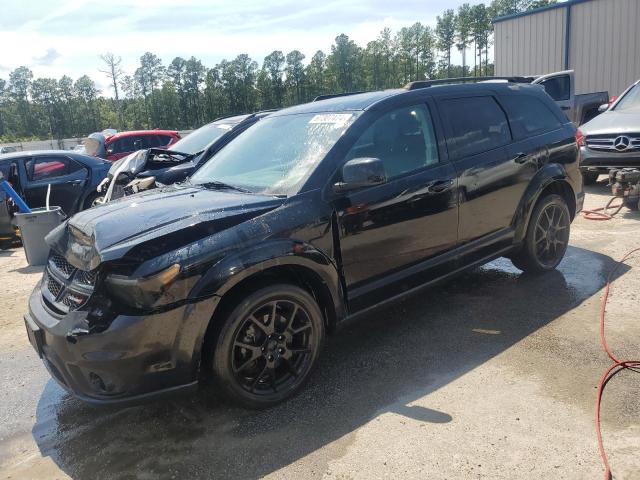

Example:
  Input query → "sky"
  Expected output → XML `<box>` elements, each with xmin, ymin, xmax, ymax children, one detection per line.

<box><xmin>1</xmin><ymin>0</ymin><xmax>488</xmax><ymax>94</ymax></box>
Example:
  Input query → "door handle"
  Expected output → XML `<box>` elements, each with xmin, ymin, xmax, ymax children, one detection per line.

<box><xmin>560</xmin><ymin>106</ymin><xmax>570</xmax><ymax>110</ymax></box>
<box><xmin>513</xmin><ymin>152</ymin><xmax>529</xmax><ymax>164</ymax></box>
<box><xmin>427</xmin><ymin>179</ymin><xmax>454</xmax><ymax>193</ymax></box>
<box><xmin>70</xmin><ymin>180</ymin><xmax>83</xmax><ymax>185</ymax></box>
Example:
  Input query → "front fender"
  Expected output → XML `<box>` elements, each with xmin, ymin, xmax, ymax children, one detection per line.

<box><xmin>512</xmin><ymin>163</ymin><xmax>573</xmax><ymax>243</ymax></box>
<box><xmin>189</xmin><ymin>238</ymin><xmax>345</xmax><ymax>318</ymax></box>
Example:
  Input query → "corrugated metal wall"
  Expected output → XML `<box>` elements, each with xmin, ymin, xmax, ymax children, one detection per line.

<box><xmin>494</xmin><ymin>7</ymin><xmax>566</xmax><ymax>77</ymax></box>
<box><xmin>570</xmin><ymin>0</ymin><xmax>640</xmax><ymax>95</ymax></box>
<box><xmin>494</xmin><ymin>0</ymin><xmax>640</xmax><ymax>96</ymax></box>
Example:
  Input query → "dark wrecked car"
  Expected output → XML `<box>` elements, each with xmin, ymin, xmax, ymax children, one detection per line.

<box><xmin>98</xmin><ymin>112</ymin><xmax>271</xmax><ymax>202</ymax></box>
<box><xmin>25</xmin><ymin>81</ymin><xmax>583</xmax><ymax>407</ymax></box>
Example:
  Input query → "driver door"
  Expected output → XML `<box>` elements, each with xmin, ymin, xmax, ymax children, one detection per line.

<box><xmin>332</xmin><ymin>102</ymin><xmax>459</xmax><ymax>312</ymax></box>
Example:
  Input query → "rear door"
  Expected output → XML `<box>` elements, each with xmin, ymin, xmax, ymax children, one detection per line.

<box><xmin>23</xmin><ymin>155</ymin><xmax>88</xmax><ymax>215</ymax></box>
<box><xmin>437</xmin><ymin>95</ymin><xmax>518</xmax><ymax>243</ymax></box>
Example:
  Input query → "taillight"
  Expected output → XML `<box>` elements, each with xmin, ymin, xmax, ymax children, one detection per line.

<box><xmin>609</xmin><ymin>95</ymin><xmax>617</xmax><ymax>104</ymax></box>
<box><xmin>575</xmin><ymin>129</ymin><xmax>585</xmax><ymax>147</ymax></box>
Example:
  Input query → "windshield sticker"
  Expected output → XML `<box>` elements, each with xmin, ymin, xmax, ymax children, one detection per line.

<box><xmin>309</xmin><ymin>113</ymin><xmax>352</xmax><ymax>127</ymax></box>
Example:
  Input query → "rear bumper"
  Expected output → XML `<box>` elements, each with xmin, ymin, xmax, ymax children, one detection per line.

<box><xmin>27</xmin><ymin>281</ymin><xmax>218</xmax><ymax>405</ymax></box>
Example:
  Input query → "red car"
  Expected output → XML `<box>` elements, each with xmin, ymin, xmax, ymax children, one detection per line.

<box><xmin>84</xmin><ymin>129</ymin><xmax>180</xmax><ymax>161</ymax></box>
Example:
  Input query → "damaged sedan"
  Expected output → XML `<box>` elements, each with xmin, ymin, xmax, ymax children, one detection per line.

<box><xmin>24</xmin><ymin>82</ymin><xmax>583</xmax><ymax>407</ymax></box>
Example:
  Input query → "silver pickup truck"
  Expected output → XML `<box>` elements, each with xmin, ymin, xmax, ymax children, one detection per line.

<box><xmin>529</xmin><ymin>70</ymin><xmax>609</xmax><ymax>126</ymax></box>
<box><xmin>482</xmin><ymin>70</ymin><xmax>607</xmax><ymax>126</ymax></box>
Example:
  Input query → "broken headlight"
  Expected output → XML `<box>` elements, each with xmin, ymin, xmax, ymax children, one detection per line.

<box><xmin>104</xmin><ymin>263</ymin><xmax>181</xmax><ymax>310</ymax></box>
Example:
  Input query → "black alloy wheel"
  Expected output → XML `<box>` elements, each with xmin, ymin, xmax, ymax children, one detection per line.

<box><xmin>511</xmin><ymin>194</ymin><xmax>570</xmax><ymax>273</ymax></box>
<box><xmin>212</xmin><ymin>284</ymin><xmax>324</xmax><ymax>408</ymax></box>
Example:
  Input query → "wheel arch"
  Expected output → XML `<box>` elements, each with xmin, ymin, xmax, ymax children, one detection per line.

<box><xmin>192</xmin><ymin>240</ymin><xmax>345</xmax><ymax>373</ymax></box>
<box><xmin>512</xmin><ymin>164</ymin><xmax>577</xmax><ymax>243</ymax></box>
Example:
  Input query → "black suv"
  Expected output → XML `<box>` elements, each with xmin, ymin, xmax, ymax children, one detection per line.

<box><xmin>25</xmin><ymin>81</ymin><xmax>583</xmax><ymax>407</ymax></box>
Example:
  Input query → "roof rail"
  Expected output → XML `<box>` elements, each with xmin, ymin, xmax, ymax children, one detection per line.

<box><xmin>313</xmin><ymin>91</ymin><xmax>365</xmax><ymax>102</ymax></box>
<box><xmin>404</xmin><ymin>76</ymin><xmax>537</xmax><ymax>90</ymax></box>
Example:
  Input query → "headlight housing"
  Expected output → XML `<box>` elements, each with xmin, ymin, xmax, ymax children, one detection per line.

<box><xmin>104</xmin><ymin>263</ymin><xmax>181</xmax><ymax>310</ymax></box>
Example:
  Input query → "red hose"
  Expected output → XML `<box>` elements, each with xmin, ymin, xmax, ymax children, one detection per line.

<box><xmin>595</xmin><ymin>247</ymin><xmax>640</xmax><ymax>479</ymax></box>
<box><xmin>582</xmin><ymin>197</ymin><xmax>624</xmax><ymax>220</ymax></box>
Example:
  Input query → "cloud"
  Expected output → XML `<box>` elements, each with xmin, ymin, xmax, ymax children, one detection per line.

<box><xmin>33</xmin><ymin>48</ymin><xmax>61</xmax><ymax>66</ymax></box>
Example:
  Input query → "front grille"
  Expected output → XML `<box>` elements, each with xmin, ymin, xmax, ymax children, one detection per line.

<box><xmin>50</xmin><ymin>253</ymin><xmax>75</xmax><ymax>277</ymax></box>
<box><xmin>586</xmin><ymin>134</ymin><xmax>640</xmax><ymax>152</ymax></box>
<box><xmin>76</xmin><ymin>270</ymin><xmax>97</xmax><ymax>286</ymax></box>
<box><xmin>46</xmin><ymin>273</ymin><xmax>63</xmax><ymax>299</ymax></box>
<box><xmin>42</xmin><ymin>252</ymin><xmax>99</xmax><ymax>313</ymax></box>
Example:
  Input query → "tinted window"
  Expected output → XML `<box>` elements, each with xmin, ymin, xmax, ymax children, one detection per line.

<box><xmin>440</xmin><ymin>96</ymin><xmax>511</xmax><ymax>158</ymax></box>
<box><xmin>157</xmin><ymin>135</ymin><xmax>174</xmax><ymax>146</ymax></box>
<box><xmin>27</xmin><ymin>157</ymin><xmax>69</xmax><ymax>181</ymax></box>
<box><xmin>109</xmin><ymin>137</ymin><xmax>134</xmax><ymax>154</ymax></box>
<box><xmin>539</xmin><ymin>75</ymin><xmax>570</xmax><ymax>101</ymax></box>
<box><xmin>346</xmin><ymin>104</ymin><xmax>439</xmax><ymax>179</ymax></box>
<box><xmin>67</xmin><ymin>158</ymin><xmax>84</xmax><ymax>174</ymax></box>
<box><xmin>499</xmin><ymin>95</ymin><xmax>562</xmax><ymax>139</ymax></box>
<box><xmin>138</xmin><ymin>135</ymin><xmax>160</xmax><ymax>149</ymax></box>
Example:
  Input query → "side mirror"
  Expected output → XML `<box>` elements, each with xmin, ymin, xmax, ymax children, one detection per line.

<box><xmin>598</xmin><ymin>103</ymin><xmax>609</xmax><ymax>113</ymax></box>
<box><xmin>333</xmin><ymin>157</ymin><xmax>386</xmax><ymax>193</ymax></box>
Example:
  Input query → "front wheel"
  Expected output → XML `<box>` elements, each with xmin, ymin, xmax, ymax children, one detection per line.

<box><xmin>511</xmin><ymin>194</ymin><xmax>571</xmax><ymax>273</ymax></box>
<box><xmin>211</xmin><ymin>284</ymin><xmax>325</xmax><ymax>408</ymax></box>
<box><xmin>83</xmin><ymin>192</ymin><xmax>104</xmax><ymax>210</ymax></box>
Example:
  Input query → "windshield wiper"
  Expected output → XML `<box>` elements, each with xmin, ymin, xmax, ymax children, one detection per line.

<box><xmin>194</xmin><ymin>180</ymin><xmax>253</xmax><ymax>194</ymax></box>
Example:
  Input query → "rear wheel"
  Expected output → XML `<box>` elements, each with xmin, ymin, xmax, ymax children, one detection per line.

<box><xmin>511</xmin><ymin>194</ymin><xmax>570</xmax><ymax>273</ymax></box>
<box><xmin>582</xmin><ymin>171</ymin><xmax>600</xmax><ymax>185</ymax></box>
<box><xmin>211</xmin><ymin>284</ymin><xmax>325</xmax><ymax>408</ymax></box>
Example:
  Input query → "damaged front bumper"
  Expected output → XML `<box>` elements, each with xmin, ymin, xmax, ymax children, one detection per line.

<box><xmin>26</xmin><ymin>280</ymin><xmax>218</xmax><ymax>405</ymax></box>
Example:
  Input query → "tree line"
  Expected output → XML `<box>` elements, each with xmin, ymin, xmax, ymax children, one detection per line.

<box><xmin>0</xmin><ymin>0</ymin><xmax>555</xmax><ymax>142</ymax></box>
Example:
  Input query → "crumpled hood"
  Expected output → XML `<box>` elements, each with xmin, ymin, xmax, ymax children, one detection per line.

<box><xmin>45</xmin><ymin>185</ymin><xmax>283</xmax><ymax>271</ymax></box>
<box><xmin>581</xmin><ymin>110</ymin><xmax>640</xmax><ymax>135</ymax></box>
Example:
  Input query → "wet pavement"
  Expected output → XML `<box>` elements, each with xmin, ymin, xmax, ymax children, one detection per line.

<box><xmin>1</xmin><ymin>184</ymin><xmax>639</xmax><ymax>479</ymax></box>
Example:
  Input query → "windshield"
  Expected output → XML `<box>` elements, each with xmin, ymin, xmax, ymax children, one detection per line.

<box><xmin>190</xmin><ymin>112</ymin><xmax>359</xmax><ymax>195</ymax></box>
<box><xmin>613</xmin><ymin>83</ymin><xmax>640</xmax><ymax>112</ymax></box>
<box><xmin>171</xmin><ymin>122</ymin><xmax>234</xmax><ymax>154</ymax></box>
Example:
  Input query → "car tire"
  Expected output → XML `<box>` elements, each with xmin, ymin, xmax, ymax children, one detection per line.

<box><xmin>511</xmin><ymin>194</ymin><xmax>571</xmax><ymax>274</ymax></box>
<box><xmin>211</xmin><ymin>284</ymin><xmax>325</xmax><ymax>409</ymax></box>
<box><xmin>582</xmin><ymin>171</ymin><xmax>599</xmax><ymax>185</ymax></box>
<box><xmin>83</xmin><ymin>192</ymin><xmax>103</xmax><ymax>210</ymax></box>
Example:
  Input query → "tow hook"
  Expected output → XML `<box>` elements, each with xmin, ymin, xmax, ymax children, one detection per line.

<box><xmin>66</xmin><ymin>327</ymin><xmax>90</xmax><ymax>343</ymax></box>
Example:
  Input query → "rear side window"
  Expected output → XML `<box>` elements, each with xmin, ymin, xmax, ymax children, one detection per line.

<box><xmin>440</xmin><ymin>96</ymin><xmax>511</xmax><ymax>158</ymax></box>
<box><xmin>499</xmin><ymin>95</ymin><xmax>562</xmax><ymax>139</ymax></box>
<box><xmin>26</xmin><ymin>157</ymin><xmax>69</xmax><ymax>181</ymax></box>
<box><xmin>538</xmin><ymin>75</ymin><xmax>570</xmax><ymax>101</ymax></box>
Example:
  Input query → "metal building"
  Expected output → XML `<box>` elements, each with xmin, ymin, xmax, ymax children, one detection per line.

<box><xmin>493</xmin><ymin>0</ymin><xmax>640</xmax><ymax>96</ymax></box>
